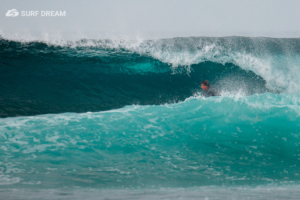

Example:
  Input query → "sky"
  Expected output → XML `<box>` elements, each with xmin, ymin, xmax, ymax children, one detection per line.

<box><xmin>1</xmin><ymin>0</ymin><xmax>300</xmax><ymax>40</ymax></box>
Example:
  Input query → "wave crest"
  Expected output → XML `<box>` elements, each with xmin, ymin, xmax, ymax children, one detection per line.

<box><xmin>1</xmin><ymin>36</ymin><xmax>300</xmax><ymax>93</ymax></box>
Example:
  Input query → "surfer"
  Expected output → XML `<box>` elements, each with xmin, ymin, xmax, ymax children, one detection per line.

<box><xmin>201</xmin><ymin>80</ymin><xmax>219</xmax><ymax>97</ymax></box>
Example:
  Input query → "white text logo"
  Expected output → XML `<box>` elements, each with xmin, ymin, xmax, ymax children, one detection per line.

<box><xmin>21</xmin><ymin>11</ymin><xmax>66</xmax><ymax>17</ymax></box>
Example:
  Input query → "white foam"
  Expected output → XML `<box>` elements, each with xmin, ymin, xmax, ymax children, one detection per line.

<box><xmin>0</xmin><ymin>175</ymin><xmax>21</xmax><ymax>185</ymax></box>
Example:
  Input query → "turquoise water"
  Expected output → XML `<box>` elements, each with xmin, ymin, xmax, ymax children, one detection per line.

<box><xmin>1</xmin><ymin>93</ymin><xmax>300</xmax><ymax>188</ymax></box>
<box><xmin>1</xmin><ymin>36</ymin><xmax>300</xmax><ymax>199</ymax></box>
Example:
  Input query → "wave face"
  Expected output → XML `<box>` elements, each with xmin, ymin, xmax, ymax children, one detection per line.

<box><xmin>0</xmin><ymin>36</ymin><xmax>300</xmax><ymax>198</ymax></box>
<box><xmin>1</xmin><ymin>36</ymin><xmax>300</xmax><ymax>117</ymax></box>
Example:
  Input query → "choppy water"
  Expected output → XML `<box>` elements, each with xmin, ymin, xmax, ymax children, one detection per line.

<box><xmin>0</xmin><ymin>35</ymin><xmax>300</xmax><ymax>199</ymax></box>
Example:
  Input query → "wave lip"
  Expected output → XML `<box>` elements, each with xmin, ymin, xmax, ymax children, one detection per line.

<box><xmin>1</xmin><ymin>36</ymin><xmax>300</xmax><ymax>93</ymax></box>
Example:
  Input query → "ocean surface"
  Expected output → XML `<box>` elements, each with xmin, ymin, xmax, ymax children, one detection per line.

<box><xmin>0</xmin><ymin>35</ymin><xmax>300</xmax><ymax>199</ymax></box>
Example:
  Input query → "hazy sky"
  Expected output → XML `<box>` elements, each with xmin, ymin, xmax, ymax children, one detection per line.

<box><xmin>1</xmin><ymin>0</ymin><xmax>300</xmax><ymax>39</ymax></box>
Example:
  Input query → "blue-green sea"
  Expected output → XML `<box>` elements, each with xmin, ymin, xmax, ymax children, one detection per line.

<box><xmin>0</xmin><ymin>36</ymin><xmax>300</xmax><ymax>199</ymax></box>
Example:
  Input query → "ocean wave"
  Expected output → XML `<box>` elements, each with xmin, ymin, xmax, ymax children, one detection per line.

<box><xmin>2</xmin><ymin>35</ymin><xmax>278</xmax><ymax>117</ymax></box>
<box><xmin>0</xmin><ymin>93</ymin><xmax>299</xmax><ymax>188</ymax></box>
<box><xmin>1</xmin><ymin>36</ymin><xmax>300</xmax><ymax>93</ymax></box>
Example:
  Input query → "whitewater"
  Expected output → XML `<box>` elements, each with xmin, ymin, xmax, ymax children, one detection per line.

<box><xmin>0</xmin><ymin>35</ymin><xmax>300</xmax><ymax>199</ymax></box>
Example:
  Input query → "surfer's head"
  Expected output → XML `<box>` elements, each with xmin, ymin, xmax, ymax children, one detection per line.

<box><xmin>201</xmin><ymin>80</ymin><xmax>209</xmax><ymax>91</ymax></box>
